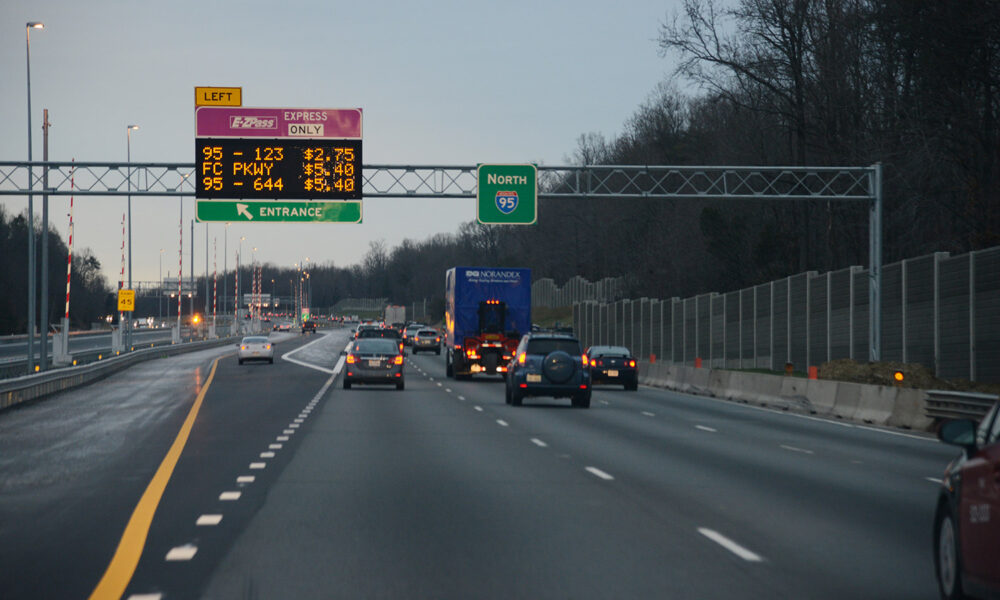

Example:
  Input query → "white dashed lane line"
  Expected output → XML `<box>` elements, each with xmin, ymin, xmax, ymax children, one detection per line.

<box><xmin>458</xmin><ymin>396</ymin><xmax>466</xmax><ymax>401</ymax></box>
<box><xmin>641</xmin><ymin>411</ymin><xmax>656</xmax><ymax>417</ymax></box>
<box><xmin>237</xmin><ymin>476</ymin><xmax>255</xmax><ymax>484</ymax></box>
<box><xmin>269</xmin><ymin>443</ymin><xmax>282</xmax><ymax>449</ymax></box>
<box><xmin>249</xmin><ymin>462</ymin><xmax>266</xmax><ymax>470</ymax></box>
<box><xmin>698</xmin><ymin>528</ymin><xmax>764</xmax><ymax>562</ymax></box>
<box><xmin>496</xmin><ymin>419</ymin><xmax>509</xmax><ymax>427</ymax></box>
<box><xmin>196</xmin><ymin>514</ymin><xmax>222</xmax><ymax>526</ymax></box>
<box><xmin>474</xmin><ymin>406</ymin><xmax>483</xmax><ymax>412</ymax></box>
<box><xmin>696</xmin><ymin>425</ymin><xmax>717</xmax><ymax>433</ymax></box>
<box><xmin>277</xmin><ymin>435</ymin><xmax>289</xmax><ymax>441</ymax></box>
<box><xmin>780</xmin><ymin>444</ymin><xmax>815</xmax><ymax>455</ymax></box>
<box><xmin>219</xmin><ymin>491</ymin><xmax>241</xmax><ymax>501</ymax></box>
<box><xmin>585</xmin><ymin>466</ymin><xmax>615</xmax><ymax>481</ymax></box>
<box><xmin>260</xmin><ymin>452</ymin><xmax>275</xmax><ymax>458</ymax></box>
<box><xmin>926</xmin><ymin>477</ymin><xmax>943</xmax><ymax>484</ymax></box>
<box><xmin>165</xmin><ymin>544</ymin><xmax>198</xmax><ymax>561</ymax></box>
<box><xmin>531</xmin><ymin>438</ymin><xmax>548</xmax><ymax>448</ymax></box>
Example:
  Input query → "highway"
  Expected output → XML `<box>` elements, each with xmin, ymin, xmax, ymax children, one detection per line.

<box><xmin>0</xmin><ymin>328</ymin><xmax>959</xmax><ymax>599</ymax></box>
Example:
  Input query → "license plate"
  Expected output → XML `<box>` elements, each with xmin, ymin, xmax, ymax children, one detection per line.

<box><xmin>367</xmin><ymin>360</ymin><xmax>381</xmax><ymax>367</ymax></box>
<box><xmin>527</xmin><ymin>373</ymin><xmax>542</xmax><ymax>383</ymax></box>
<box><xmin>608</xmin><ymin>369</ymin><xmax>618</xmax><ymax>377</ymax></box>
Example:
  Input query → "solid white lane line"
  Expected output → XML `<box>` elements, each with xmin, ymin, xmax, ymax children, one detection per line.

<box><xmin>165</xmin><ymin>544</ymin><xmax>198</xmax><ymax>561</ymax></box>
<box><xmin>277</xmin><ymin>435</ymin><xmax>289</xmax><ymax>441</ymax></box>
<box><xmin>249</xmin><ymin>462</ymin><xmax>266</xmax><ymax>469</ymax></box>
<box><xmin>642</xmin><ymin>411</ymin><xmax>656</xmax><ymax>417</ymax></box>
<box><xmin>696</xmin><ymin>425</ymin><xmax>717</xmax><ymax>433</ymax></box>
<box><xmin>856</xmin><ymin>425</ymin><xmax>937</xmax><ymax>442</ymax></box>
<box><xmin>260</xmin><ymin>452</ymin><xmax>275</xmax><ymax>458</ymax></box>
<box><xmin>585</xmin><ymin>466</ymin><xmax>615</xmax><ymax>480</ymax></box>
<box><xmin>531</xmin><ymin>438</ymin><xmax>548</xmax><ymax>448</ymax></box>
<box><xmin>196</xmin><ymin>514</ymin><xmax>223</xmax><ymax>526</ymax></box>
<box><xmin>780</xmin><ymin>444</ymin><xmax>814</xmax><ymax>455</ymax></box>
<box><xmin>926</xmin><ymin>477</ymin><xmax>943</xmax><ymax>484</ymax></box>
<box><xmin>496</xmin><ymin>419</ymin><xmax>509</xmax><ymax>427</ymax></box>
<box><xmin>269</xmin><ymin>443</ymin><xmax>283</xmax><ymax>449</ymax></box>
<box><xmin>237</xmin><ymin>476</ymin><xmax>255</xmax><ymax>483</ymax></box>
<box><xmin>698</xmin><ymin>528</ymin><xmax>764</xmax><ymax>562</ymax></box>
<box><xmin>219</xmin><ymin>491</ymin><xmax>241</xmax><ymax>501</ymax></box>
<box><xmin>474</xmin><ymin>406</ymin><xmax>483</xmax><ymax>412</ymax></box>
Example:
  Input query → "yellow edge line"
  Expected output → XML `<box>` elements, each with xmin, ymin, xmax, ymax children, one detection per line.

<box><xmin>89</xmin><ymin>356</ymin><xmax>222</xmax><ymax>600</ymax></box>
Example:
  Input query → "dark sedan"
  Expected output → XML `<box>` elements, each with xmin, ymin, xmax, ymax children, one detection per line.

<box><xmin>342</xmin><ymin>339</ymin><xmax>405</xmax><ymax>390</ymax></box>
<box><xmin>586</xmin><ymin>345</ymin><xmax>638</xmax><ymax>391</ymax></box>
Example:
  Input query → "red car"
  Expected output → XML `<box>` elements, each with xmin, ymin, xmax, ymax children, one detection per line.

<box><xmin>934</xmin><ymin>400</ymin><xmax>1000</xmax><ymax>599</ymax></box>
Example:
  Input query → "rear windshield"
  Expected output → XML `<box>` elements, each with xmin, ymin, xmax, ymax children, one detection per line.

<box><xmin>358</xmin><ymin>328</ymin><xmax>401</xmax><ymax>338</ymax></box>
<box><xmin>243</xmin><ymin>337</ymin><xmax>268</xmax><ymax>344</ymax></box>
<box><xmin>590</xmin><ymin>346</ymin><xmax>630</xmax><ymax>358</ymax></box>
<box><xmin>353</xmin><ymin>339</ymin><xmax>400</xmax><ymax>354</ymax></box>
<box><xmin>417</xmin><ymin>330</ymin><xmax>438</xmax><ymax>336</ymax></box>
<box><xmin>526</xmin><ymin>338</ymin><xmax>581</xmax><ymax>356</ymax></box>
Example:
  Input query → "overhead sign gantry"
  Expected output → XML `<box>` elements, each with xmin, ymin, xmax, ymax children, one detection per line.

<box><xmin>195</xmin><ymin>107</ymin><xmax>363</xmax><ymax>223</ymax></box>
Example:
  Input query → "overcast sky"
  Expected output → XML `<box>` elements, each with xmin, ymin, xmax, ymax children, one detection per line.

<box><xmin>1</xmin><ymin>0</ymin><xmax>681</xmax><ymax>284</ymax></box>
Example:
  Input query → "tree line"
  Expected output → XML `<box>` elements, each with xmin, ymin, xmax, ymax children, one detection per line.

<box><xmin>6</xmin><ymin>0</ymin><xmax>996</xmax><ymax>330</ymax></box>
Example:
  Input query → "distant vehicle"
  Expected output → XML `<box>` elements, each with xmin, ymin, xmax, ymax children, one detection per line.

<box><xmin>505</xmin><ymin>332</ymin><xmax>590</xmax><ymax>408</ymax></box>
<box><xmin>342</xmin><ymin>338</ymin><xmax>405</xmax><ymax>390</ymax></box>
<box><xmin>301</xmin><ymin>320</ymin><xmax>317</xmax><ymax>334</ymax></box>
<box><xmin>586</xmin><ymin>345</ymin><xmax>638</xmax><ymax>391</ymax></box>
<box><xmin>411</xmin><ymin>329</ymin><xmax>441</xmax><ymax>355</ymax></box>
<box><xmin>238</xmin><ymin>336</ymin><xmax>273</xmax><ymax>365</ymax></box>
<box><xmin>356</xmin><ymin>326</ymin><xmax>404</xmax><ymax>351</ymax></box>
<box><xmin>445</xmin><ymin>266</ymin><xmax>531</xmax><ymax>379</ymax></box>
<box><xmin>402</xmin><ymin>323</ymin><xmax>426</xmax><ymax>346</ymax></box>
<box><xmin>384</xmin><ymin>304</ymin><xmax>406</xmax><ymax>327</ymax></box>
<box><xmin>354</xmin><ymin>323</ymin><xmax>381</xmax><ymax>339</ymax></box>
<box><xmin>934</xmin><ymin>400</ymin><xmax>1000</xmax><ymax>600</ymax></box>
<box><xmin>277</xmin><ymin>323</ymin><xmax>291</xmax><ymax>332</ymax></box>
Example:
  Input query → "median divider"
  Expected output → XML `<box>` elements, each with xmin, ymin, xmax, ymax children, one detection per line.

<box><xmin>638</xmin><ymin>360</ymin><xmax>936</xmax><ymax>431</ymax></box>
<box><xmin>0</xmin><ymin>337</ymin><xmax>239</xmax><ymax>412</ymax></box>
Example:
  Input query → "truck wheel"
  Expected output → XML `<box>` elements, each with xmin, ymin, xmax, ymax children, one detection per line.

<box><xmin>446</xmin><ymin>353</ymin><xmax>454</xmax><ymax>377</ymax></box>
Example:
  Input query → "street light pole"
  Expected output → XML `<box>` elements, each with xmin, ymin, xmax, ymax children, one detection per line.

<box><xmin>158</xmin><ymin>248</ymin><xmax>164</xmax><ymax>320</ymax></box>
<box><xmin>25</xmin><ymin>21</ymin><xmax>44</xmax><ymax>373</ymax></box>
<box><xmin>40</xmin><ymin>108</ymin><xmax>51</xmax><ymax>371</ymax></box>
<box><xmin>126</xmin><ymin>124</ymin><xmax>139</xmax><ymax>351</ymax></box>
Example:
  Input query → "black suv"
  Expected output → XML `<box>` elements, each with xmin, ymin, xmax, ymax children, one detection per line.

<box><xmin>301</xmin><ymin>320</ymin><xmax>317</xmax><ymax>334</ymax></box>
<box><xmin>505</xmin><ymin>333</ymin><xmax>591</xmax><ymax>408</ymax></box>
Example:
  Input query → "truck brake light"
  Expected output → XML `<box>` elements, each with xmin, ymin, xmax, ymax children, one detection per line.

<box><xmin>394</xmin><ymin>355</ymin><xmax>404</xmax><ymax>365</ymax></box>
<box><xmin>346</xmin><ymin>354</ymin><xmax>356</xmax><ymax>364</ymax></box>
<box><xmin>518</xmin><ymin>352</ymin><xmax>526</xmax><ymax>364</ymax></box>
<box><xmin>582</xmin><ymin>353</ymin><xmax>589</xmax><ymax>366</ymax></box>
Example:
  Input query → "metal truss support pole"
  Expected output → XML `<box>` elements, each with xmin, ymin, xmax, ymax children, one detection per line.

<box><xmin>869</xmin><ymin>163</ymin><xmax>883</xmax><ymax>362</ymax></box>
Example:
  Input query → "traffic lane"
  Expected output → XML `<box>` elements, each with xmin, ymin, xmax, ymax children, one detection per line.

<box><xmin>122</xmin><ymin>338</ymin><xmax>335</xmax><ymax>599</ymax></box>
<box><xmin>203</xmin><ymin>362</ymin><xmax>786</xmax><ymax>600</ymax></box>
<box><xmin>0</xmin><ymin>345</ymin><xmax>229</xmax><ymax>600</ymax></box>
<box><xmin>599</xmin><ymin>383</ymin><xmax>953</xmax><ymax>483</ymax></box>
<box><xmin>431</xmin><ymin>367</ymin><xmax>954</xmax><ymax>599</ymax></box>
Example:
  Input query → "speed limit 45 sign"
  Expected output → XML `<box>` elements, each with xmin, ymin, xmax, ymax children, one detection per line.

<box><xmin>477</xmin><ymin>164</ymin><xmax>537</xmax><ymax>225</ymax></box>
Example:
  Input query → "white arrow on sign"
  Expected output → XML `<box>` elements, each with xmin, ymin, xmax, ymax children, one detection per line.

<box><xmin>236</xmin><ymin>203</ymin><xmax>253</xmax><ymax>220</ymax></box>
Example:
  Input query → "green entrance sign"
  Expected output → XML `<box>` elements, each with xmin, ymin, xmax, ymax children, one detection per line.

<box><xmin>477</xmin><ymin>164</ymin><xmax>537</xmax><ymax>225</ymax></box>
<box><xmin>196</xmin><ymin>200</ymin><xmax>362</xmax><ymax>223</ymax></box>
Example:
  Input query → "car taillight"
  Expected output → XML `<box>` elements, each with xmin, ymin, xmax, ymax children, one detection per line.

<box><xmin>265</xmin><ymin>344</ymin><xmax>271</xmax><ymax>349</ymax></box>
<box><xmin>435</xmin><ymin>337</ymin><xmax>440</xmax><ymax>342</ymax></box>
<box><xmin>346</xmin><ymin>354</ymin><xmax>356</xmax><ymax>364</ymax></box>
<box><xmin>582</xmin><ymin>353</ymin><xmax>588</xmax><ymax>366</ymax></box>
<box><xmin>628</xmin><ymin>359</ymin><xmax>636</xmax><ymax>368</ymax></box>
<box><xmin>518</xmin><ymin>352</ymin><xmax>526</xmax><ymax>364</ymax></box>
<box><xmin>394</xmin><ymin>355</ymin><xmax>404</xmax><ymax>365</ymax></box>
<box><xmin>399</xmin><ymin>343</ymin><xmax>404</xmax><ymax>351</ymax></box>
<box><xmin>240</xmin><ymin>345</ymin><xmax>248</xmax><ymax>350</ymax></box>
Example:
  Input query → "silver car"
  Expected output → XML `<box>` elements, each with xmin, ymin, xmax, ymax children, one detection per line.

<box><xmin>238</xmin><ymin>336</ymin><xmax>274</xmax><ymax>365</ymax></box>
<box><xmin>343</xmin><ymin>338</ymin><xmax>405</xmax><ymax>390</ymax></box>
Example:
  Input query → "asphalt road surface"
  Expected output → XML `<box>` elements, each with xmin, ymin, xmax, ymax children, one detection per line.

<box><xmin>0</xmin><ymin>328</ymin><xmax>959</xmax><ymax>599</ymax></box>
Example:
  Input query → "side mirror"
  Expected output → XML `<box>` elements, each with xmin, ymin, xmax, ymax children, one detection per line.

<box><xmin>939</xmin><ymin>419</ymin><xmax>978</xmax><ymax>454</ymax></box>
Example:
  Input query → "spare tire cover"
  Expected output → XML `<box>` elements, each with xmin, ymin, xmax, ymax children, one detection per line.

<box><xmin>543</xmin><ymin>351</ymin><xmax>575</xmax><ymax>384</ymax></box>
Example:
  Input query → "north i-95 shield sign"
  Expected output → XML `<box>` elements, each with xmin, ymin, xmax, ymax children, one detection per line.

<box><xmin>477</xmin><ymin>164</ymin><xmax>537</xmax><ymax>225</ymax></box>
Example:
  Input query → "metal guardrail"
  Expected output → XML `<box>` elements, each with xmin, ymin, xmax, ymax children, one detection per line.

<box><xmin>924</xmin><ymin>390</ymin><xmax>998</xmax><ymax>421</ymax></box>
<box><xmin>0</xmin><ymin>336</ymin><xmax>239</xmax><ymax>411</ymax></box>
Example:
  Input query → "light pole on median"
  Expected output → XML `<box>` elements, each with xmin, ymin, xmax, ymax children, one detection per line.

<box><xmin>25</xmin><ymin>21</ymin><xmax>44</xmax><ymax>373</ymax></box>
<box><xmin>158</xmin><ymin>248</ymin><xmax>164</xmax><ymax>320</ymax></box>
<box><xmin>126</xmin><ymin>124</ymin><xmax>139</xmax><ymax>351</ymax></box>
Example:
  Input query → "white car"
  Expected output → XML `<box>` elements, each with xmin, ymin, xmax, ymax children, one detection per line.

<box><xmin>238</xmin><ymin>336</ymin><xmax>274</xmax><ymax>365</ymax></box>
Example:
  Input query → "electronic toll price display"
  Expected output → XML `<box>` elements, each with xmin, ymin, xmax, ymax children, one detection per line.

<box><xmin>196</xmin><ymin>138</ymin><xmax>362</xmax><ymax>200</ymax></box>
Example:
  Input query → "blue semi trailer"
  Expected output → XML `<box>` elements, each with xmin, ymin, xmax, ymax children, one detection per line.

<box><xmin>444</xmin><ymin>267</ymin><xmax>531</xmax><ymax>379</ymax></box>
